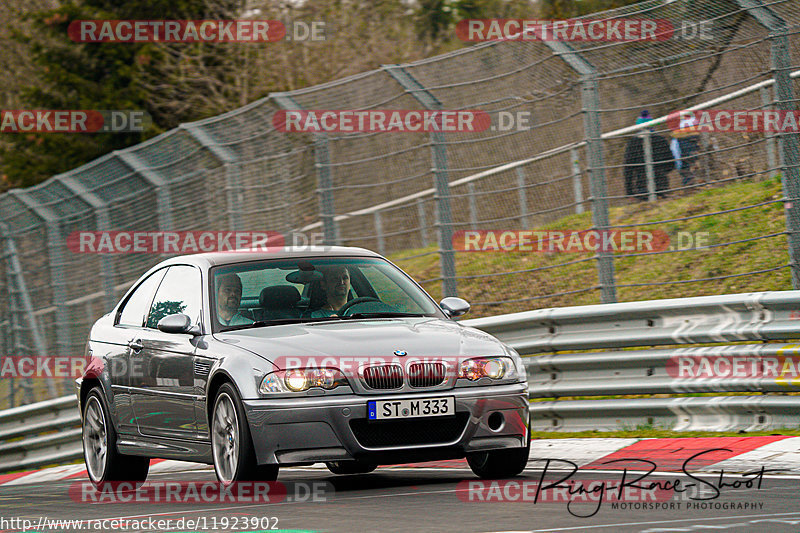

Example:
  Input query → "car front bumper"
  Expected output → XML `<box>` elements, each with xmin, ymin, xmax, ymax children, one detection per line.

<box><xmin>243</xmin><ymin>382</ymin><xmax>529</xmax><ymax>465</ymax></box>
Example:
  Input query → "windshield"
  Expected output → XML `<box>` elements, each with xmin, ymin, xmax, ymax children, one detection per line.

<box><xmin>211</xmin><ymin>257</ymin><xmax>444</xmax><ymax>331</ymax></box>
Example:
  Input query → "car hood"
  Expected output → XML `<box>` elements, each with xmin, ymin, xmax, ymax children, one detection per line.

<box><xmin>212</xmin><ymin>317</ymin><xmax>506</xmax><ymax>367</ymax></box>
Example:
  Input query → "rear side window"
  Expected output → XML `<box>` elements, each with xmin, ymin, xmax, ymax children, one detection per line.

<box><xmin>146</xmin><ymin>265</ymin><xmax>202</xmax><ymax>329</ymax></box>
<box><xmin>117</xmin><ymin>269</ymin><xmax>167</xmax><ymax>327</ymax></box>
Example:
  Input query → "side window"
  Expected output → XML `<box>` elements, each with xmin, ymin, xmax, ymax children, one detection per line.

<box><xmin>117</xmin><ymin>269</ymin><xmax>167</xmax><ymax>327</ymax></box>
<box><xmin>146</xmin><ymin>265</ymin><xmax>202</xmax><ymax>329</ymax></box>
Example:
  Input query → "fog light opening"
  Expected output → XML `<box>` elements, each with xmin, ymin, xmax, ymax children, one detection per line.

<box><xmin>487</xmin><ymin>412</ymin><xmax>505</xmax><ymax>432</ymax></box>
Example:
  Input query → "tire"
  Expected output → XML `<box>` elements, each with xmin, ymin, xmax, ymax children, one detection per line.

<box><xmin>325</xmin><ymin>460</ymin><xmax>378</xmax><ymax>475</ymax></box>
<box><xmin>82</xmin><ymin>387</ymin><xmax>149</xmax><ymax>488</ymax></box>
<box><xmin>466</xmin><ymin>414</ymin><xmax>531</xmax><ymax>479</ymax></box>
<box><xmin>211</xmin><ymin>383</ymin><xmax>278</xmax><ymax>485</ymax></box>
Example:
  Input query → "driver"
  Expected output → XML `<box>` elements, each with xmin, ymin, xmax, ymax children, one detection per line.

<box><xmin>216</xmin><ymin>272</ymin><xmax>254</xmax><ymax>326</ymax></box>
<box><xmin>310</xmin><ymin>265</ymin><xmax>350</xmax><ymax>317</ymax></box>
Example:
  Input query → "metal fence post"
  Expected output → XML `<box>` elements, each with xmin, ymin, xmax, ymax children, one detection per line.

<box><xmin>0</xmin><ymin>221</ymin><xmax>51</xmax><ymax>402</ymax></box>
<box><xmin>115</xmin><ymin>151</ymin><xmax>174</xmax><ymax>232</ymax></box>
<box><xmin>272</xmin><ymin>94</ymin><xmax>339</xmax><ymax>245</ymax></box>
<box><xmin>642</xmin><ymin>130</ymin><xmax>657</xmax><ymax>202</ymax></box>
<box><xmin>384</xmin><ymin>65</ymin><xmax>457</xmax><ymax>297</ymax></box>
<box><xmin>543</xmin><ymin>41</ymin><xmax>616</xmax><ymax>303</ymax></box>
<box><xmin>8</xmin><ymin>192</ymin><xmax>70</xmax><ymax>379</ymax></box>
<box><xmin>467</xmin><ymin>183</ymin><xmax>478</xmax><ymax>227</ymax></box>
<box><xmin>774</xmin><ymin>38</ymin><xmax>800</xmax><ymax>289</ymax></box>
<box><xmin>416</xmin><ymin>198</ymin><xmax>428</xmax><ymax>248</ymax></box>
<box><xmin>760</xmin><ymin>86</ymin><xmax>778</xmax><ymax>179</ymax></box>
<box><xmin>737</xmin><ymin>0</ymin><xmax>800</xmax><ymax>289</ymax></box>
<box><xmin>571</xmin><ymin>148</ymin><xmax>584</xmax><ymax>214</ymax></box>
<box><xmin>584</xmin><ymin>76</ymin><xmax>617</xmax><ymax>303</ymax></box>
<box><xmin>374</xmin><ymin>211</ymin><xmax>386</xmax><ymax>256</ymax></box>
<box><xmin>57</xmin><ymin>176</ymin><xmax>117</xmax><ymax>311</ymax></box>
<box><xmin>182</xmin><ymin>123</ymin><xmax>243</xmax><ymax>231</ymax></box>
<box><xmin>515</xmin><ymin>167</ymin><xmax>530</xmax><ymax>226</ymax></box>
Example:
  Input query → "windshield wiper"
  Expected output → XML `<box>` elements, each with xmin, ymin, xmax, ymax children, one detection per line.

<box><xmin>344</xmin><ymin>312</ymin><xmax>427</xmax><ymax>319</ymax></box>
<box><xmin>219</xmin><ymin>316</ymin><xmax>346</xmax><ymax>332</ymax></box>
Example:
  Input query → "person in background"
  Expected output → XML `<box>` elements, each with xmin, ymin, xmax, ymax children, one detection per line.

<box><xmin>624</xmin><ymin>111</ymin><xmax>674</xmax><ymax>200</ymax></box>
<box><xmin>672</xmin><ymin>113</ymin><xmax>700</xmax><ymax>186</ymax></box>
<box><xmin>635</xmin><ymin>110</ymin><xmax>653</xmax><ymax>127</ymax></box>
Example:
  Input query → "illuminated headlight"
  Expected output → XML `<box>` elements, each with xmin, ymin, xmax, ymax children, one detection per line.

<box><xmin>458</xmin><ymin>357</ymin><xmax>517</xmax><ymax>381</ymax></box>
<box><xmin>260</xmin><ymin>367</ymin><xmax>348</xmax><ymax>394</ymax></box>
<box><xmin>285</xmin><ymin>370</ymin><xmax>308</xmax><ymax>392</ymax></box>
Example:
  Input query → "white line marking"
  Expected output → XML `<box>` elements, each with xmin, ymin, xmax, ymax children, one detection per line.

<box><xmin>524</xmin><ymin>512</ymin><xmax>800</xmax><ymax>531</ymax></box>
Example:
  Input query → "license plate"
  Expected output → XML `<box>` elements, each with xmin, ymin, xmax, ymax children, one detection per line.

<box><xmin>367</xmin><ymin>397</ymin><xmax>455</xmax><ymax>420</ymax></box>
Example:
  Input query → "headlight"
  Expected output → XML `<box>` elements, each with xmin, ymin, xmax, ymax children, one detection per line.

<box><xmin>458</xmin><ymin>357</ymin><xmax>517</xmax><ymax>381</ymax></box>
<box><xmin>260</xmin><ymin>367</ymin><xmax>348</xmax><ymax>394</ymax></box>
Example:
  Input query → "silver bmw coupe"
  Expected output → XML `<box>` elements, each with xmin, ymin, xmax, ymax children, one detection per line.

<box><xmin>78</xmin><ymin>247</ymin><xmax>530</xmax><ymax>487</ymax></box>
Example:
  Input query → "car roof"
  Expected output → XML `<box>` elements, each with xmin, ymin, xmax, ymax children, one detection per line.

<box><xmin>156</xmin><ymin>246</ymin><xmax>383</xmax><ymax>269</ymax></box>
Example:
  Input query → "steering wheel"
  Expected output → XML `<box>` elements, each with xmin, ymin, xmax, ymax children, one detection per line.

<box><xmin>337</xmin><ymin>296</ymin><xmax>383</xmax><ymax>316</ymax></box>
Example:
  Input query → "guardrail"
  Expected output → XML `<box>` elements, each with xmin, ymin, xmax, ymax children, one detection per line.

<box><xmin>4</xmin><ymin>290</ymin><xmax>800</xmax><ymax>473</ymax></box>
<box><xmin>0</xmin><ymin>395</ymin><xmax>81</xmax><ymax>473</ymax></box>
<box><xmin>466</xmin><ymin>291</ymin><xmax>800</xmax><ymax>432</ymax></box>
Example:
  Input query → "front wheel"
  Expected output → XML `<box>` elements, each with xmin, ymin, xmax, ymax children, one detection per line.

<box><xmin>467</xmin><ymin>416</ymin><xmax>531</xmax><ymax>479</ymax></box>
<box><xmin>82</xmin><ymin>387</ymin><xmax>149</xmax><ymax>488</ymax></box>
<box><xmin>211</xmin><ymin>383</ymin><xmax>278</xmax><ymax>485</ymax></box>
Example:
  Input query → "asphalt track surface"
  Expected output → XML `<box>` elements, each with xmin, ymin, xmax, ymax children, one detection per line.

<box><xmin>1</xmin><ymin>463</ymin><xmax>799</xmax><ymax>533</ymax></box>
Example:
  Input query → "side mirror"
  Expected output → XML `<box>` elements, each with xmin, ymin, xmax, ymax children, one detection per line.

<box><xmin>440</xmin><ymin>297</ymin><xmax>470</xmax><ymax>318</ymax></box>
<box><xmin>157</xmin><ymin>313</ymin><xmax>201</xmax><ymax>335</ymax></box>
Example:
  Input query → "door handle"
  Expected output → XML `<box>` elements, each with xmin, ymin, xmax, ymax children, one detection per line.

<box><xmin>129</xmin><ymin>340</ymin><xmax>144</xmax><ymax>353</ymax></box>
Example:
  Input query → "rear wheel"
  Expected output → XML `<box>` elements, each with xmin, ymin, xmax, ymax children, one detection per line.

<box><xmin>211</xmin><ymin>383</ymin><xmax>278</xmax><ymax>485</ymax></box>
<box><xmin>325</xmin><ymin>460</ymin><xmax>378</xmax><ymax>475</ymax></box>
<box><xmin>82</xmin><ymin>387</ymin><xmax>149</xmax><ymax>488</ymax></box>
<box><xmin>467</xmin><ymin>414</ymin><xmax>531</xmax><ymax>479</ymax></box>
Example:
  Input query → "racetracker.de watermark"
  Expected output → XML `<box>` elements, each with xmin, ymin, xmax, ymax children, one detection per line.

<box><xmin>69</xmin><ymin>20</ymin><xmax>282</xmax><ymax>42</ymax></box>
<box><xmin>70</xmin><ymin>480</ymin><xmax>330</xmax><ymax>504</ymax></box>
<box><xmin>457</xmin><ymin>479</ymin><xmax>674</xmax><ymax>503</ymax></box>
<box><xmin>272</xmin><ymin>110</ymin><xmax>491</xmax><ymax>133</ymax></box>
<box><xmin>66</xmin><ymin>231</ymin><xmax>329</xmax><ymax>254</ymax></box>
<box><xmin>455</xmin><ymin>18</ymin><xmax>719</xmax><ymax>42</ymax></box>
<box><xmin>668</xmin><ymin>109</ymin><xmax>800</xmax><ymax>133</ymax></box>
<box><xmin>456</xmin><ymin>18</ymin><xmax>728</xmax><ymax>42</ymax></box>
<box><xmin>0</xmin><ymin>110</ymin><xmax>150</xmax><ymax>133</ymax></box>
<box><xmin>668</xmin><ymin>352</ymin><xmax>800</xmax><ymax>383</ymax></box>
<box><xmin>0</xmin><ymin>356</ymin><xmax>88</xmax><ymax>379</ymax></box>
<box><xmin>451</xmin><ymin>230</ymin><xmax>712</xmax><ymax>253</ymax></box>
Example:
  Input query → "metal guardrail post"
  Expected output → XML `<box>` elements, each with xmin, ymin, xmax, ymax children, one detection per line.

<box><xmin>271</xmin><ymin>94</ymin><xmax>339</xmax><ymax>245</ymax></box>
<box><xmin>56</xmin><ymin>176</ymin><xmax>117</xmax><ymax>311</ymax></box>
<box><xmin>181</xmin><ymin>123</ymin><xmax>243</xmax><ymax>231</ymax></box>
<box><xmin>737</xmin><ymin>0</ymin><xmax>800</xmax><ymax>289</ymax></box>
<box><xmin>115</xmin><ymin>151</ymin><xmax>174</xmax><ymax>233</ymax></box>
<box><xmin>543</xmin><ymin>41</ymin><xmax>616</xmax><ymax>303</ymax></box>
<box><xmin>384</xmin><ymin>65</ymin><xmax>457</xmax><ymax>297</ymax></box>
